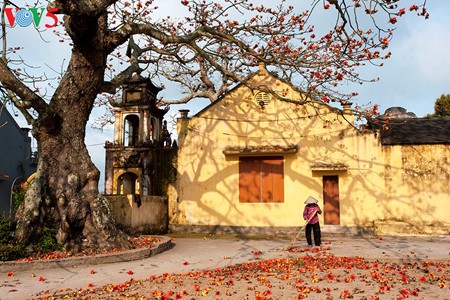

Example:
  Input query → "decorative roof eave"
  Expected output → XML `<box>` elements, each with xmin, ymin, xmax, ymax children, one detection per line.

<box><xmin>223</xmin><ymin>145</ymin><xmax>298</xmax><ymax>156</ymax></box>
<box><xmin>310</xmin><ymin>161</ymin><xmax>348</xmax><ymax>171</ymax></box>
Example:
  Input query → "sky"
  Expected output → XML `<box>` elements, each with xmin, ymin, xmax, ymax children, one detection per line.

<box><xmin>3</xmin><ymin>0</ymin><xmax>450</xmax><ymax>191</ymax></box>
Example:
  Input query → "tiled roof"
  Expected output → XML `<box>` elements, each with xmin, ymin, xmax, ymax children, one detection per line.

<box><xmin>380</xmin><ymin>118</ymin><xmax>450</xmax><ymax>145</ymax></box>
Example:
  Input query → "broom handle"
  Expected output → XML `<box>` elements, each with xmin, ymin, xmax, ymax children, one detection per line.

<box><xmin>294</xmin><ymin>209</ymin><xmax>319</xmax><ymax>240</ymax></box>
<box><xmin>304</xmin><ymin>209</ymin><xmax>319</xmax><ymax>225</ymax></box>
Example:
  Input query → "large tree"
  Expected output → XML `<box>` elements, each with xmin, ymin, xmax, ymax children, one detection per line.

<box><xmin>433</xmin><ymin>94</ymin><xmax>450</xmax><ymax>117</ymax></box>
<box><xmin>0</xmin><ymin>0</ymin><xmax>427</xmax><ymax>251</ymax></box>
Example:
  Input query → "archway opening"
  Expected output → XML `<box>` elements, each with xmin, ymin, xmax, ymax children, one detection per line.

<box><xmin>124</xmin><ymin>114</ymin><xmax>140</xmax><ymax>146</ymax></box>
<box><xmin>117</xmin><ymin>172</ymin><xmax>139</xmax><ymax>195</ymax></box>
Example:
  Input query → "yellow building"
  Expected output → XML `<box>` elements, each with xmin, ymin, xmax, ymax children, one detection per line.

<box><xmin>169</xmin><ymin>65</ymin><xmax>450</xmax><ymax>236</ymax></box>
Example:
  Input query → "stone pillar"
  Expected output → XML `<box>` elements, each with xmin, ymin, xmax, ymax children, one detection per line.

<box><xmin>341</xmin><ymin>101</ymin><xmax>353</xmax><ymax>114</ymax></box>
<box><xmin>113</xmin><ymin>110</ymin><xmax>122</xmax><ymax>145</ymax></box>
<box><xmin>142</xmin><ymin>110</ymin><xmax>150</xmax><ymax>143</ymax></box>
<box><xmin>104</xmin><ymin>147</ymin><xmax>114</xmax><ymax>194</ymax></box>
<box><xmin>341</xmin><ymin>101</ymin><xmax>354</xmax><ymax>125</ymax></box>
<box><xmin>177</xmin><ymin>110</ymin><xmax>190</xmax><ymax>148</ymax></box>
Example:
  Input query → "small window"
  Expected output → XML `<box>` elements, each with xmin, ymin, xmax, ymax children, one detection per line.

<box><xmin>239</xmin><ymin>156</ymin><xmax>284</xmax><ymax>203</ymax></box>
<box><xmin>254</xmin><ymin>92</ymin><xmax>271</xmax><ymax>108</ymax></box>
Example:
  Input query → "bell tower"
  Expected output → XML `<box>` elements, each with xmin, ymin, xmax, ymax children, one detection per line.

<box><xmin>104</xmin><ymin>73</ymin><xmax>170</xmax><ymax>196</ymax></box>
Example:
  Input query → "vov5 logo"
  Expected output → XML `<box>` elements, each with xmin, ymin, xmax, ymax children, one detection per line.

<box><xmin>4</xmin><ymin>7</ymin><xmax>59</xmax><ymax>28</ymax></box>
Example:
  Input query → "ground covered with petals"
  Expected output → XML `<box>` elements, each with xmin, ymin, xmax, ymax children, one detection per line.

<box><xmin>15</xmin><ymin>236</ymin><xmax>160</xmax><ymax>262</ymax></box>
<box><xmin>33</xmin><ymin>249</ymin><xmax>449</xmax><ymax>300</ymax></box>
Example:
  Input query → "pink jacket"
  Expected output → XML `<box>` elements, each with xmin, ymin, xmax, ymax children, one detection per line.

<box><xmin>303</xmin><ymin>204</ymin><xmax>322</xmax><ymax>224</ymax></box>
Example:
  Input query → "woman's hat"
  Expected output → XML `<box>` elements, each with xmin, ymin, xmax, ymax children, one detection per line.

<box><xmin>304</xmin><ymin>196</ymin><xmax>319</xmax><ymax>204</ymax></box>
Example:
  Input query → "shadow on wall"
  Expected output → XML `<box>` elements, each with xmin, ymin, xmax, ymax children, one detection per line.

<box><xmin>171</xmin><ymin>75</ymin><xmax>449</xmax><ymax>235</ymax></box>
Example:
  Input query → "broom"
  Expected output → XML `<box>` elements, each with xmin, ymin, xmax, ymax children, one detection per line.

<box><xmin>282</xmin><ymin>209</ymin><xmax>318</xmax><ymax>251</ymax></box>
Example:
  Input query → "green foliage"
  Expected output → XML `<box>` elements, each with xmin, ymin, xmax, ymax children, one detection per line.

<box><xmin>0</xmin><ymin>215</ymin><xmax>62</xmax><ymax>261</ymax></box>
<box><xmin>12</xmin><ymin>186</ymin><xmax>26</xmax><ymax>213</ymax></box>
<box><xmin>0</xmin><ymin>243</ymin><xmax>26</xmax><ymax>261</ymax></box>
<box><xmin>434</xmin><ymin>94</ymin><xmax>450</xmax><ymax>117</ymax></box>
<box><xmin>0</xmin><ymin>243</ymin><xmax>29</xmax><ymax>261</ymax></box>
<box><xmin>31</xmin><ymin>218</ymin><xmax>63</xmax><ymax>254</ymax></box>
<box><xmin>0</xmin><ymin>216</ymin><xmax>12</xmax><ymax>244</ymax></box>
<box><xmin>0</xmin><ymin>216</ymin><xmax>30</xmax><ymax>261</ymax></box>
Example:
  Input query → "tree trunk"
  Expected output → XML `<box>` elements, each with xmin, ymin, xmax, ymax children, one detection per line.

<box><xmin>14</xmin><ymin>15</ymin><xmax>131</xmax><ymax>251</ymax></box>
<box><xmin>15</xmin><ymin>136</ymin><xmax>130</xmax><ymax>252</ymax></box>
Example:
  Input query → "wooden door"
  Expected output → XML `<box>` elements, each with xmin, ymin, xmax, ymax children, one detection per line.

<box><xmin>323</xmin><ymin>175</ymin><xmax>340</xmax><ymax>225</ymax></box>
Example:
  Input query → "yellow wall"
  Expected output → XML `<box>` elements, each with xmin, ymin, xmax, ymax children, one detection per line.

<box><xmin>171</xmin><ymin>70</ymin><xmax>450</xmax><ymax>234</ymax></box>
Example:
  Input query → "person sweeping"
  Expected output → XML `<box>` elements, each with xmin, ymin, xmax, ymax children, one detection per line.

<box><xmin>303</xmin><ymin>196</ymin><xmax>322</xmax><ymax>247</ymax></box>
<box><xmin>283</xmin><ymin>196</ymin><xmax>322</xmax><ymax>251</ymax></box>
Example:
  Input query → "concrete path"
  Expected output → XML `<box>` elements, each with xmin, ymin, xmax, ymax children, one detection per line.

<box><xmin>0</xmin><ymin>235</ymin><xmax>449</xmax><ymax>300</ymax></box>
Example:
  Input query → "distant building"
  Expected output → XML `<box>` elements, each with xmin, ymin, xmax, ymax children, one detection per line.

<box><xmin>103</xmin><ymin>74</ymin><xmax>176</xmax><ymax>234</ymax></box>
<box><xmin>0</xmin><ymin>108</ymin><xmax>37</xmax><ymax>217</ymax></box>
<box><xmin>376</xmin><ymin>108</ymin><xmax>450</xmax><ymax>145</ymax></box>
<box><xmin>103</xmin><ymin>73</ymin><xmax>171</xmax><ymax>197</ymax></box>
